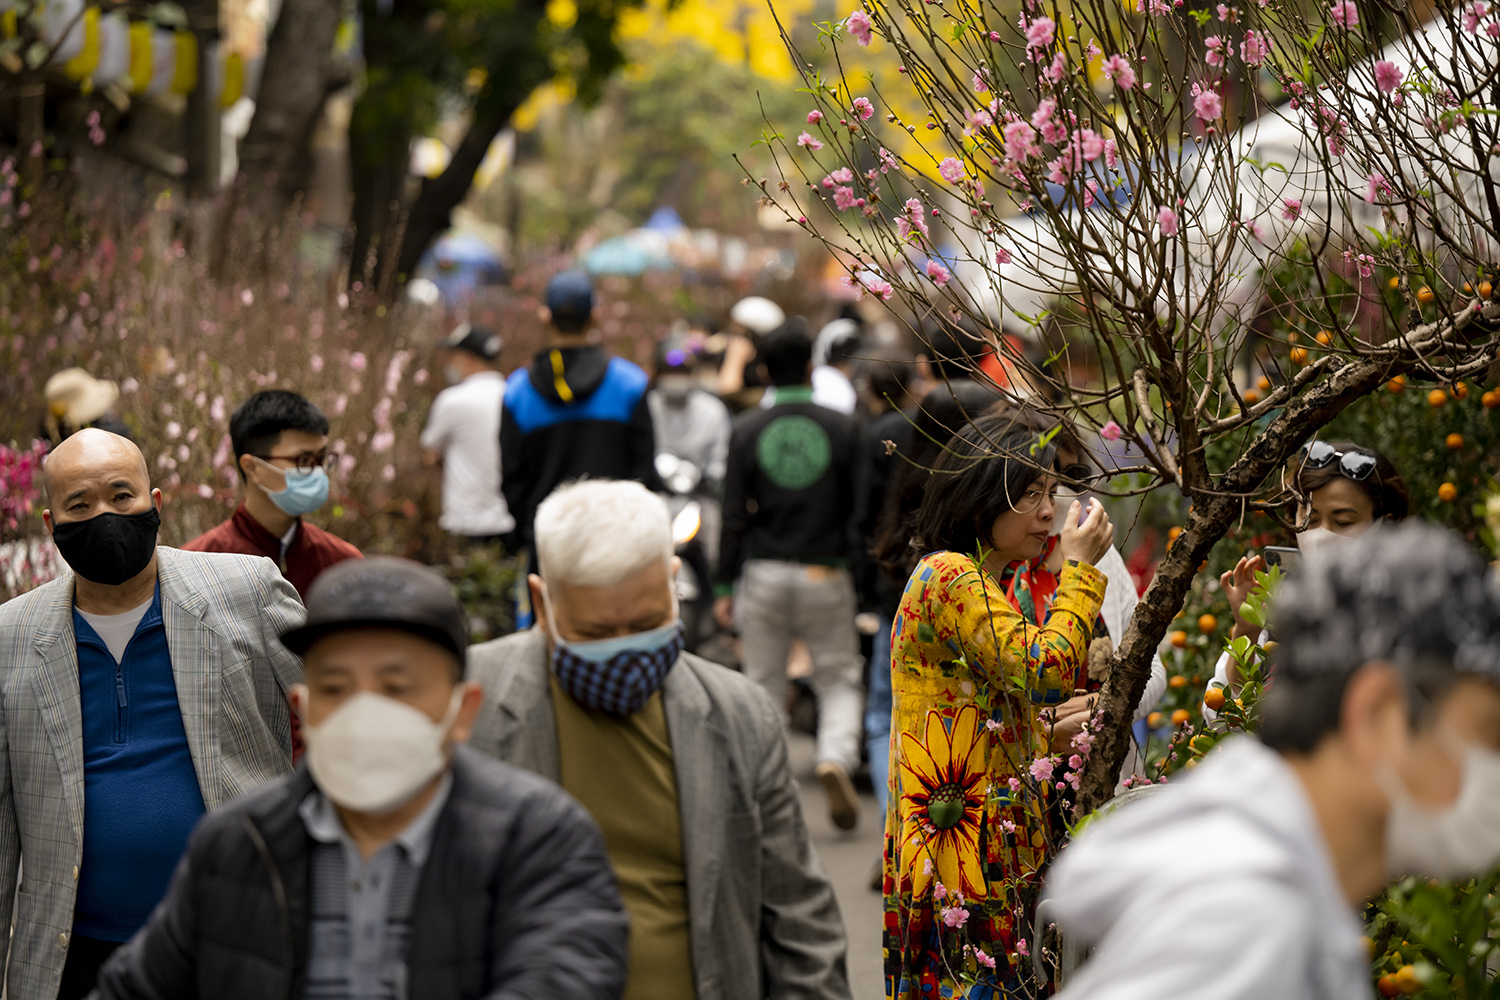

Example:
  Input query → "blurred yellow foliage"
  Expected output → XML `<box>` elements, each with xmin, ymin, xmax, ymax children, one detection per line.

<box><xmin>616</xmin><ymin>0</ymin><xmax>815</xmax><ymax>81</ymax></box>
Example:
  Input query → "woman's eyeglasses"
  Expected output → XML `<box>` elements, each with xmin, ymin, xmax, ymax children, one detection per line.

<box><xmin>1010</xmin><ymin>484</ymin><xmax>1056</xmax><ymax>514</ymax></box>
<box><xmin>1302</xmin><ymin>441</ymin><xmax>1378</xmax><ymax>481</ymax></box>
<box><xmin>255</xmin><ymin>451</ymin><xmax>340</xmax><ymax>474</ymax></box>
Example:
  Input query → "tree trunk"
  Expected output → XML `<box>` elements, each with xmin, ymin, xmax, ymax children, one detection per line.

<box><xmin>17</xmin><ymin>73</ymin><xmax>44</xmax><ymax>190</ymax></box>
<box><xmin>237</xmin><ymin>0</ymin><xmax>345</xmax><ymax>202</ymax></box>
<box><xmin>381</xmin><ymin>0</ymin><xmax>550</xmax><ymax>290</ymax></box>
<box><xmin>347</xmin><ymin>117</ymin><xmax>411</xmax><ymax>288</ymax></box>
<box><xmin>388</xmin><ymin>101</ymin><xmax>515</xmax><ymax>286</ymax></box>
<box><xmin>1074</xmin><ymin>310</ymin><xmax>1500</xmax><ymax>814</ymax></box>
<box><xmin>182</xmin><ymin>0</ymin><xmax>221</xmax><ymax>199</ymax></box>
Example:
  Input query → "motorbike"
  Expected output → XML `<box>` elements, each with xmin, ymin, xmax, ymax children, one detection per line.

<box><xmin>655</xmin><ymin>451</ymin><xmax>717</xmax><ymax>653</ymax></box>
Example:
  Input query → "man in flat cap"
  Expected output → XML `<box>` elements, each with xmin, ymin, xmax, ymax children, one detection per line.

<box><xmin>91</xmin><ymin>556</ymin><xmax>629</xmax><ymax>1000</ymax></box>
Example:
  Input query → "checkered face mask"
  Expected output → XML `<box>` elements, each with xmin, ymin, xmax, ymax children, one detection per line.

<box><xmin>545</xmin><ymin>592</ymin><xmax>684</xmax><ymax>715</ymax></box>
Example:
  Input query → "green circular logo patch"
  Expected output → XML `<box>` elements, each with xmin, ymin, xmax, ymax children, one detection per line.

<box><xmin>757</xmin><ymin>414</ymin><xmax>831</xmax><ymax>490</ymax></box>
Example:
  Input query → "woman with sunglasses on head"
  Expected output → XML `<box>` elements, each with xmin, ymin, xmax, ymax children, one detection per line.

<box><xmin>883</xmin><ymin>415</ymin><xmax>1113</xmax><ymax>999</ymax></box>
<box><xmin>1205</xmin><ymin>440</ymin><xmax>1410</xmax><ymax>716</ymax></box>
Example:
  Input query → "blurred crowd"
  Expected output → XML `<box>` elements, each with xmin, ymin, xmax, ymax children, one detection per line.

<box><xmin>8</xmin><ymin>267</ymin><xmax>1500</xmax><ymax>1000</ymax></box>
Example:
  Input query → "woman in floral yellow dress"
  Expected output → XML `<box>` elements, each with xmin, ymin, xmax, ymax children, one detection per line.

<box><xmin>883</xmin><ymin>416</ymin><xmax>1112</xmax><ymax>998</ymax></box>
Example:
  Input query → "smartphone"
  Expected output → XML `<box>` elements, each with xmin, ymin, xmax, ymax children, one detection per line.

<box><xmin>1264</xmin><ymin>546</ymin><xmax>1300</xmax><ymax>569</ymax></box>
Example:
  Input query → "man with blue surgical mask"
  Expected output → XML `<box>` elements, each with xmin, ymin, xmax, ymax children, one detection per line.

<box><xmin>185</xmin><ymin>389</ymin><xmax>362</xmax><ymax>598</ymax></box>
<box><xmin>467</xmin><ymin>479</ymin><xmax>852</xmax><ymax>1000</ymax></box>
<box><xmin>1045</xmin><ymin>522</ymin><xmax>1500</xmax><ymax>999</ymax></box>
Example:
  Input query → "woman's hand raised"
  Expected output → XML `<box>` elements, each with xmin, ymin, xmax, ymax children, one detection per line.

<box><xmin>1058</xmin><ymin>498</ymin><xmax>1114</xmax><ymax>566</ymax></box>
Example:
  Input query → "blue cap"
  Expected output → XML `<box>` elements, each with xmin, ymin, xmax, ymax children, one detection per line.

<box><xmin>546</xmin><ymin>269</ymin><xmax>595</xmax><ymax>328</ymax></box>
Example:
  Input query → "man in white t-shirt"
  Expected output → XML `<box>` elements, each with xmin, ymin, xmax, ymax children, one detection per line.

<box><xmin>421</xmin><ymin>323</ymin><xmax>515</xmax><ymax>543</ymax></box>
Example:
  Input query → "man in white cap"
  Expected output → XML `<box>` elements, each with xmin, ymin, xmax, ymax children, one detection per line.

<box><xmin>807</xmin><ymin>317</ymin><xmax>861</xmax><ymax>414</ymax></box>
<box><xmin>42</xmin><ymin>368</ymin><xmax>131</xmax><ymax>445</ymax></box>
<box><xmin>716</xmin><ymin>296</ymin><xmax>786</xmax><ymax>411</ymax></box>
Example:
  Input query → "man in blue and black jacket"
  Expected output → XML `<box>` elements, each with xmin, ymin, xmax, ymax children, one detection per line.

<box><xmin>500</xmin><ymin>269</ymin><xmax>661</xmax><ymax>548</ymax></box>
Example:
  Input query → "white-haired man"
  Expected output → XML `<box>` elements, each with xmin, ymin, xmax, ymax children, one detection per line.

<box><xmin>466</xmin><ymin>479</ymin><xmax>852</xmax><ymax>1000</ymax></box>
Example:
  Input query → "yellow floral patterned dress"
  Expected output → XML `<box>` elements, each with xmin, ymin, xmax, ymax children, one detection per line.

<box><xmin>882</xmin><ymin>550</ymin><xmax>1106</xmax><ymax>998</ymax></box>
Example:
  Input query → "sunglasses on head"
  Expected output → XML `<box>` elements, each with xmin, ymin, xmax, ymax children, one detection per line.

<box><xmin>1302</xmin><ymin>441</ymin><xmax>1378</xmax><ymax>481</ymax></box>
<box><xmin>1056</xmin><ymin>462</ymin><xmax>1094</xmax><ymax>486</ymax></box>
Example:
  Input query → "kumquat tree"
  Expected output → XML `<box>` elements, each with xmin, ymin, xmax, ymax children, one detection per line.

<box><xmin>760</xmin><ymin>0</ymin><xmax>1500</xmax><ymax>807</ymax></box>
<box><xmin>751</xmin><ymin>0</ymin><xmax>1500</xmax><ymax>990</ymax></box>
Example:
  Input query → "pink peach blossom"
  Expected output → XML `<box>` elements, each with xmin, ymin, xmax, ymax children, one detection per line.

<box><xmin>846</xmin><ymin>9</ymin><xmax>873</xmax><ymax>45</ymax></box>
<box><xmin>1374</xmin><ymin>60</ymin><xmax>1403</xmax><ymax>92</ymax></box>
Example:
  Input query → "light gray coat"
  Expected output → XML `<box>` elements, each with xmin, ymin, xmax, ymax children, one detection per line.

<box><xmin>466</xmin><ymin>628</ymin><xmax>852</xmax><ymax>1000</ymax></box>
<box><xmin>0</xmin><ymin>546</ymin><xmax>305</xmax><ymax>1000</ymax></box>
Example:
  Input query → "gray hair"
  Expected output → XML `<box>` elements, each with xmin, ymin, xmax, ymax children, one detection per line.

<box><xmin>1262</xmin><ymin>521</ymin><xmax>1500</xmax><ymax>752</ymax></box>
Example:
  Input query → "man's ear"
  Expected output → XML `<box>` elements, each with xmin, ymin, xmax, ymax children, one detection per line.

<box><xmin>527</xmin><ymin>573</ymin><xmax>550</xmax><ymax>633</ymax></box>
<box><xmin>288</xmin><ymin>683</ymin><xmax>309</xmax><ymax>721</ymax></box>
<box><xmin>151</xmin><ymin>487</ymin><xmax>163</xmax><ymax>512</ymax></box>
<box><xmin>448</xmin><ymin>681</ymin><xmax>485</xmax><ymax>744</ymax></box>
<box><xmin>238</xmin><ymin>453</ymin><xmax>259</xmax><ymax>483</ymax></box>
<box><xmin>1341</xmin><ymin>662</ymin><xmax>1410</xmax><ymax>767</ymax></box>
<box><xmin>41</xmin><ymin>509</ymin><xmax>52</xmax><ymax>534</ymax></box>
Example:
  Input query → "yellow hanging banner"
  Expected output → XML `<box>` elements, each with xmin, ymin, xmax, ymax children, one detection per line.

<box><xmin>62</xmin><ymin>6</ymin><xmax>100</xmax><ymax>80</ymax></box>
<box><xmin>170</xmin><ymin>29</ymin><xmax>195</xmax><ymax>94</ymax></box>
<box><xmin>219</xmin><ymin>50</ymin><xmax>243</xmax><ymax>107</ymax></box>
<box><xmin>126</xmin><ymin>19</ymin><xmax>152</xmax><ymax>92</ymax></box>
<box><xmin>1</xmin><ymin>9</ymin><xmax>16</xmax><ymax>37</ymax></box>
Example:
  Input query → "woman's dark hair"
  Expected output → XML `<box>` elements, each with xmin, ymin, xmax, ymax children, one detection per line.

<box><xmin>1293</xmin><ymin>441</ymin><xmax>1410</xmax><ymax>522</ymax></box>
<box><xmin>913</xmin><ymin>416</ymin><xmax>1056</xmax><ymax>558</ymax></box>
<box><xmin>873</xmin><ymin>381</ymin><xmax>1003</xmax><ymax>577</ymax></box>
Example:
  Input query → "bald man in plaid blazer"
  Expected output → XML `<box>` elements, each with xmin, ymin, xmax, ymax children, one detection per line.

<box><xmin>0</xmin><ymin>429</ymin><xmax>304</xmax><ymax>1000</ymax></box>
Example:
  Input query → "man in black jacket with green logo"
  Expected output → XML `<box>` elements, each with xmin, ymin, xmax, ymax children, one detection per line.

<box><xmin>713</xmin><ymin>320</ymin><xmax>865</xmax><ymax>832</ymax></box>
<box><xmin>88</xmin><ymin>557</ymin><xmax>628</xmax><ymax>1000</ymax></box>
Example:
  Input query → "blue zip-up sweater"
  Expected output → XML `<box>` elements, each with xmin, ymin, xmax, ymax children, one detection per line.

<box><xmin>500</xmin><ymin>344</ymin><xmax>661</xmax><ymax>544</ymax></box>
<box><xmin>73</xmin><ymin>585</ymin><xmax>207</xmax><ymax>941</ymax></box>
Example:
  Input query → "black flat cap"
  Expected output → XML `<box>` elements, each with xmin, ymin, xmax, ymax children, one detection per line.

<box><xmin>444</xmin><ymin>322</ymin><xmax>502</xmax><ymax>360</ymax></box>
<box><xmin>279</xmin><ymin>556</ymin><xmax>467</xmax><ymax>659</ymax></box>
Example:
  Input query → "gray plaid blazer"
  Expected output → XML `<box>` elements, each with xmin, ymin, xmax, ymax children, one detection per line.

<box><xmin>466</xmin><ymin>628</ymin><xmax>852</xmax><ymax>1000</ymax></box>
<box><xmin>0</xmin><ymin>546</ymin><xmax>305</xmax><ymax>1000</ymax></box>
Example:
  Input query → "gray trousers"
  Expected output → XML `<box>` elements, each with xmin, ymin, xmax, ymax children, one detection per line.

<box><xmin>735</xmin><ymin>559</ymin><xmax>864</xmax><ymax>772</ymax></box>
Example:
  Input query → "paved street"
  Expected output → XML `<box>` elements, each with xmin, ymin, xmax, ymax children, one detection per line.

<box><xmin>789</xmin><ymin>732</ymin><xmax>885</xmax><ymax>1000</ymax></box>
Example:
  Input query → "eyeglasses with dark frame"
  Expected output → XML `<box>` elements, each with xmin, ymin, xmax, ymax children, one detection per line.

<box><xmin>1301</xmin><ymin>441</ymin><xmax>1378</xmax><ymax>482</ymax></box>
<box><xmin>254</xmin><ymin>451</ymin><xmax>340</xmax><ymax>474</ymax></box>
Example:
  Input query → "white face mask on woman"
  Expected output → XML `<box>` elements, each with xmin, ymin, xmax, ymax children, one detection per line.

<box><xmin>302</xmin><ymin>689</ymin><xmax>463</xmax><ymax>815</ymax></box>
<box><xmin>1049</xmin><ymin>486</ymin><xmax>1085</xmax><ymax>537</ymax></box>
<box><xmin>1382</xmin><ymin>729</ymin><xmax>1500</xmax><ymax>879</ymax></box>
<box><xmin>1295</xmin><ymin>526</ymin><xmax>1347</xmax><ymax>556</ymax></box>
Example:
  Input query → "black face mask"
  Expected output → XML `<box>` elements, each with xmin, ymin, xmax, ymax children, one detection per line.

<box><xmin>51</xmin><ymin>506</ymin><xmax>161</xmax><ymax>586</ymax></box>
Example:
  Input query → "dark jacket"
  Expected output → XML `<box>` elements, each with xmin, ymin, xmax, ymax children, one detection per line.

<box><xmin>88</xmin><ymin>745</ymin><xmax>629</xmax><ymax>1000</ymax></box>
<box><xmin>500</xmin><ymin>345</ymin><xmax>660</xmax><ymax>544</ymax></box>
<box><xmin>853</xmin><ymin>407</ymin><xmax>912</xmax><ymax>617</ymax></box>
<box><xmin>715</xmin><ymin>386</ymin><xmax>859</xmax><ymax>592</ymax></box>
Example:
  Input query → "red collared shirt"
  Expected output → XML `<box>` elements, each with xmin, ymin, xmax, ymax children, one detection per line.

<box><xmin>182</xmin><ymin>503</ymin><xmax>362</xmax><ymax>599</ymax></box>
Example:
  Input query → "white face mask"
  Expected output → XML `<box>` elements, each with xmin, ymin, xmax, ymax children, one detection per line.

<box><xmin>1382</xmin><ymin>730</ymin><xmax>1500</xmax><ymax>879</ymax></box>
<box><xmin>1049</xmin><ymin>486</ymin><xmax>1085</xmax><ymax>537</ymax></box>
<box><xmin>1295</xmin><ymin>525</ymin><xmax>1348</xmax><ymax>556</ymax></box>
<box><xmin>656</xmin><ymin>373</ymin><xmax>695</xmax><ymax>406</ymax></box>
<box><xmin>302</xmin><ymin>689</ymin><xmax>463</xmax><ymax>815</ymax></box>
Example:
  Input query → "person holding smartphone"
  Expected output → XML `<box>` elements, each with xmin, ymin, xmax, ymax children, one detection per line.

<box><xmin>1205</xmin><ymin>441</ymin><xmax>1410</xmax><ymax>717</ymax></box>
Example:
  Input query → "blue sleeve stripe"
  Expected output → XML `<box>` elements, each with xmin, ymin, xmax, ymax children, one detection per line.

<box><xmin>503</xmin><ymin>358</ymin><xmax>648</xmax><ymax>434</ymax></box>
